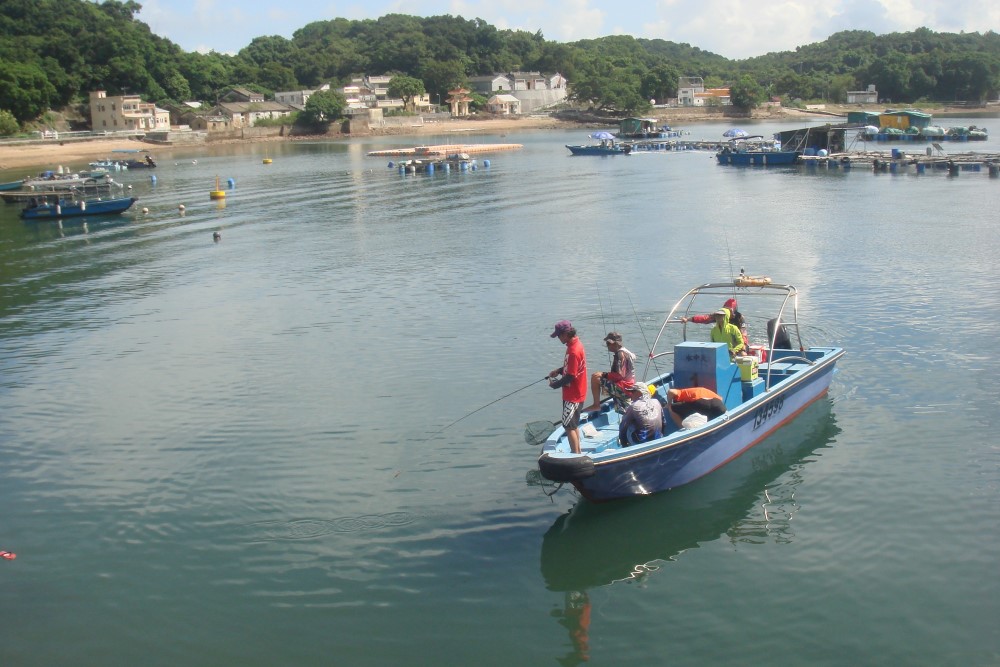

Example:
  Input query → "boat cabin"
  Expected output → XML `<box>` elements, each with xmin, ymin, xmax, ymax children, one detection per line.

<box><xmin>617</xmin><ymin>117</ymin><xmax>661</xmax><ymax>138</ymax></box>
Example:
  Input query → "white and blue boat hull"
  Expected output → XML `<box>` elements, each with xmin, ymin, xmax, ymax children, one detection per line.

<box><xmin>541</xmin><ymin>353</ymin><xmax>839</xmax><ymax>501</ymax></box>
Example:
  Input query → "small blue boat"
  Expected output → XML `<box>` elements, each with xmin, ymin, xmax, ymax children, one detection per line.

<box><xmin>535</xmin><ymin>279</ymin><xmax>844</xmax><ymax>501</ymax></box>
<box><xmin>21</xmin><ymin>196</ymin><xmax>138</xmax><ymax>220</ymax></box>
<box><xmin>0</xmin><ymin>179</ymin><xmax>24</xmax><ymax>191</ymax></box>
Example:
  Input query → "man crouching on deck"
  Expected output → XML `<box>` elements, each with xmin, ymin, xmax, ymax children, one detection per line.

<box><xmin>547</xmin><ymin>320</ymin><xmax>588</xmax><ymax>454</ymax></box>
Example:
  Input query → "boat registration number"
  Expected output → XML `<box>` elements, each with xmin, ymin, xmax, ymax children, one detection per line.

<box><xmin>752</xmin><ymin>395</ymin><xmax>785</xmax><ymax>431</ymax></box>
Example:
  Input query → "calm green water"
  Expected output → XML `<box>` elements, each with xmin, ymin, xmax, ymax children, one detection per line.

<box><xmin>2</xmin><ymin>120</ymin><xmax>999</xmax><ymax>666</ymax></box>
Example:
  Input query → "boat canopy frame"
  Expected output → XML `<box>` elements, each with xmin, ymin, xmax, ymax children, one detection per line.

<box><xmin>642</xmin><ymin>281</ymin><xmax>808</xmax><ymax>390</ymax></box>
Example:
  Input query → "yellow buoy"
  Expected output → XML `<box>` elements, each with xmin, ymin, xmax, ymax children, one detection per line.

<box><xmin>209</xmin><ymin>176</ymin><xmax>226</xmax><ymax>200</ymax></box>
<box><xmin>262</xmin><ymin>156</ymin><xmax>272</xmax><ymax>164</ymax></box>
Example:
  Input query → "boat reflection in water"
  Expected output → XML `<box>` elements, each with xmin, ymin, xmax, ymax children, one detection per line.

<box><xmin>542</xmin><ymin>399</ymin><xmax>839</xmax><ymax>591</ymax></box>
<box><xmin>540</xmin><ymin>399</ymin><xmax>839</xmax><ymax>662</ymax></box>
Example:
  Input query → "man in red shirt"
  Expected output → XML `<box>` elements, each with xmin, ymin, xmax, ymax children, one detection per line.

<box><xmin>548</xmin><ymin>320</ymin><xmax>588</xmax><ymax>454</ymax></box>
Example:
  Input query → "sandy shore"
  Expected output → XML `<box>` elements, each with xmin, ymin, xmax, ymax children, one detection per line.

<box><xmin>1</xmin><ymin>104</ymin><xmax>968</xmax><ymax>173</ymax></box>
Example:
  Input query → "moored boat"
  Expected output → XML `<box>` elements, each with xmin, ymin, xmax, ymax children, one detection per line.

<box><xmin>535</xmin><ymin>280</ymin><xmax>844</xmax><ymax>501</ymax></box>
<box><xmin>716</xmin><ymin>136</ymin><xmax>800</xmax><ymax>166</ymax></box>
<box><xmin>21</xmin><ymin>170</ymin><xmax>115</xmax><ymax>190</ymax></box>
<box><xmin>124</xmin><ymin>155</ymin><xmax>157</xmax><ymax>168</ymax></box>
<box><xmin>0</xmin><ymin>179</ymin><xmax>24</xmax><ymax>191</ymax></box>
<box><xmin>20</xmin><ymin>195</ymin><xmax>138</xmax><ymax>220</ymax></box>
<box><xmin>565</xmin><ymin>143</ymin><xmax>629</xmax><ymax>156</ymax></box>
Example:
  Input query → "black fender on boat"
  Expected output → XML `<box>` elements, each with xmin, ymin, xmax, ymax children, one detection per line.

<box><xmin>538</xmin><ymin>454</ymin><xmax>596</xmax><ymax>482</ymax></box>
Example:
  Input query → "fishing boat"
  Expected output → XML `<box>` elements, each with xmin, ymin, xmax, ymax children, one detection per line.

<box><xmin>123</xmin><ymin>155</ymin><xmax>157</xmax><ymax>168</ymax></box>
<box><xmin>21</xmin><ymin>170</ymin><xmax>115</xmax><ymax>190</ymax></box>
<box><xmin>565</xmin><ymin>143</ymin><xmax>629</xmax><ymax>156</ymax></box>
<box><xmin>3</xmin><ymin>179</ymin><xmax>122</xmax><ymax>204</ymax></box>
<box><xmin>716</xmin><ymin>136</ymin><xmax>800</xmax><ymax>166</ymax></box>
<box><xmin>20</xmin><ymin>195</ymin><xmax>138</xmax><ymax>220</ymax></box>
<box><xmin>534</xmin><ymin>280</ymin><xmax>845</xmax><ymax>501</ymax></box>
<box><xmin>0</xmin><ymin>179</ymin><xmax>24</xmax><ymax>191</ymax></box>
<box><xmin>566</xmin><ymin>130</ymin><xmax>631</xmax><ymax>156</ymax></box>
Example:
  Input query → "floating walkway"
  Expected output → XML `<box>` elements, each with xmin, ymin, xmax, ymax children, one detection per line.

<box><xmin>367</xmin><ymin>143</ymin><xmax>522</xmax><ymax>157</ymax></box>
<box><xmin>799</xmin><ymin>150</ymin><xmax>1000</xmax><ymax>176</ymax></box>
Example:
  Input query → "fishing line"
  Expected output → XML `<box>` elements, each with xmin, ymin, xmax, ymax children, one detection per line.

<box><xmin>434</xmin><ymin>376</ymin><xmax>550</xmax><ymax>434</ymax></box>
<box><xmin>597</xmin><ymin>282</ymin><xmax>608</xmax><ymax>336</ymax></box>
<box><xmin>597</xmin><ymin>283</ymin><xmax>613</xmax><ymax>365</ymax></box>
<box><xmin>625</xmin><ymin>287</ymin><xmax>662</xmax><ymax>380</ymax></box>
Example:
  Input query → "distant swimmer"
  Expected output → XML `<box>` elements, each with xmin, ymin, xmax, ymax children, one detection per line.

<box><xmin>213</xmin><ymin>231</ymin><xmax>221</xmax><ymax>242</ymax></box>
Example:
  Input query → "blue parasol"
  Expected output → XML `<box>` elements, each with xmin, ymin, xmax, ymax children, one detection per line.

<box><xmin>590</xmin><ymin>131</ymin><xmax>616</xmax><ymax>140</ymax></box>
<box><xmin>723</xmin><ymin>128</ymin><xmax>748</xmax><ymax>138</ymax></box>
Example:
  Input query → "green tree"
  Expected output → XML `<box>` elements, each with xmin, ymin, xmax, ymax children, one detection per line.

<box><xmin>419</xmin><ymin>60</ymin><xmax>466</xmax><ymax>104</ymax></box>
<box><xmin>388</xmin><ymin>74</ymin><xmax>425</xmax><ymax>110</ymax></box>
<box><xmin>298</xmin><ymin>89</ymin><xmax>346</xmax><ymax>125</ymax></box>
<box><xmin>0</xmin><ymin>109</ymin><xmax>19</xmax><ymax>135</ymax></box>
<box><xmin>0</xmin><ymin>60</ymin><xmax>56</xmax><ymax>122</ymax></box>
<box><xmin>571</xmin><ymin>56</ymin><xmax>648</xmax><ymax>113</ymax></box>
<box><xmin>729</xmin><ymin>74</ymin><xmax>765</xmax><ymax>109</ymax></box>
<box><xmin>258</xmin><ymin>62</ymin><xmax>299</xmax><ymax>92</ymax></box>
<box><xmin>641</xmin><ymin>63</ymin><xmax>680</xmax><ymax>104</ymax></box>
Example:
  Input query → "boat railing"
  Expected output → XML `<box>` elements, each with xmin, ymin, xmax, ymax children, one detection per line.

<box><xmin>644</xmin><ymin>282</ymin><xmax>803</xmax><ymax>389</ymax></box>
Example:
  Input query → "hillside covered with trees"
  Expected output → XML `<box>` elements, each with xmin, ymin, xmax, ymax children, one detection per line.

<box><xmin>1</xmin><ymin>0</ymin><xmax>999</xmax><ymax>130</ymax></box>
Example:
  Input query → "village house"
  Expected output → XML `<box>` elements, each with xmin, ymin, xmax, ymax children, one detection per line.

<box><xmin>677</xmin><ymin>77</ymin><xmax>732</xmax><ymax>106</ymax></box>
<box><xmin>486</xmin><ymin>94</ymin><xmax>521</xmax><ymax>115</ymax></box>
<box><xmin>846</xmin><ymin>84</ymin><xmax>879</xmax><ymax>105</ymax></box>
<box><xmin>677</xmin><ymin>77</ymin><xmax>704</xmax><ymax>106</ymax></box>
<box><xmin>695</xmin><ymin>87</ymin><xmax>732</xmax><ymax>106</ymax></box>
<box><xmin>189</xmin><ymin>114</ymin><xmax>235</xmax><ymax>132</ymax></box>
<box><xmin>342</xmin><ymin>76</ymin><xmax>402</xmax><ymax>112</ymax></box>
<box><xmin>467</xmin><ymin>72</ymin><xmax>567</xmax><ymax>113</ymax></box>
<box><xmin>339</xmin><ymin>75</ymin><xmax>434</xmax><ymax>114</ymax></box>
<box><xmin>89</xmin><ymin>90</ymin><xmax>170</xmax><ymax>133</ymax></box>
<box><xmin>274</xmin><ymin>84</ymin><xmax>331</xmax><ymax>110</ymax></box>
<box><xmin>202</xmin><ymin>87</ymin><xmax>295</xmax><ymax>128</ymax></box>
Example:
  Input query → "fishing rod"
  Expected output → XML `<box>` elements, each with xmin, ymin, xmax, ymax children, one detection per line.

<box><xmin>435</xmin><ymin>376</ymin><xmax>551</xmax><ymax>434</ymax></box>
<box><xmin>723</xmin><ymin>228</ymin><xmax>743</xmax><ymax>304</ymax></box>
<box><xmin>625</xmin><ymin>286</ymin><xmax>663</xmax><ymax>380</ymax></box>
<box><xmin>596</xmin><ymin>283</ymin><xmax>612</xmax><ymax>365</ymax></box>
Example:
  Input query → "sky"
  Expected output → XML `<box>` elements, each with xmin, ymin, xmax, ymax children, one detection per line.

<box><xmin>135</xmin><ymin>0</ymin><xmax>1000</xmax><ymax>60</ymax></box>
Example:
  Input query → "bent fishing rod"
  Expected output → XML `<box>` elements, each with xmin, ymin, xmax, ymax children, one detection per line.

<box><xmin>435</xmin><ymin>376</ymin><xmax>551</xmax><ymax>434</ymax></box>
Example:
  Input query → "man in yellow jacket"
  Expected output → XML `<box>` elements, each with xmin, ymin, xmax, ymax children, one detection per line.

<box><xmin>711</xmin><ymin>308</ymin><xmax>746</xmax><ymax>358</ymax></box>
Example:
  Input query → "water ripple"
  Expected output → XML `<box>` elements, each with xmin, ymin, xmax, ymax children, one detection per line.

<box><xmin>246</xmin><ymin>512</ymin><xmax>418</xmax><ymax>542</ymax></box>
